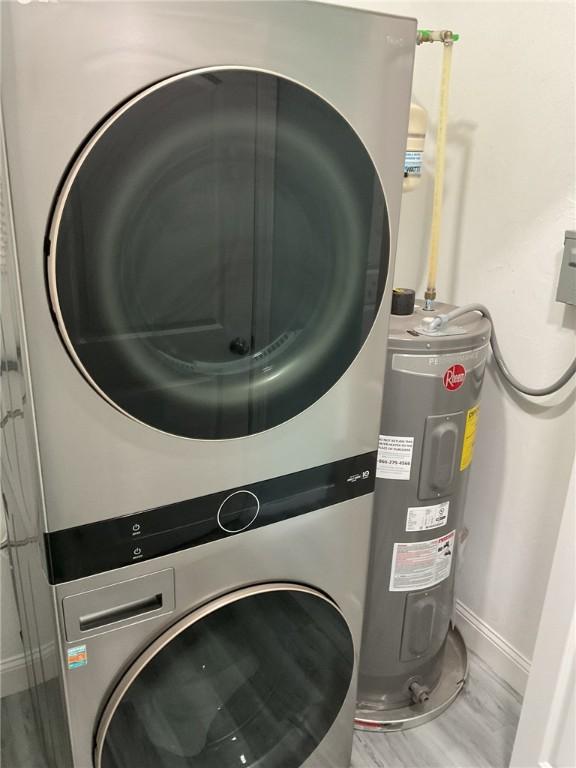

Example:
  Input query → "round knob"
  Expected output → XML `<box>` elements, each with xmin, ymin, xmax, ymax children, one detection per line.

<box><xmin>217</xmin><ymin>490</ymin><xmax>260</xmax><ymax>533</ymax></box>
<box><xmin>229</xmin><ymin>337</ymin><xmax>250</xmax><ymax>356</ymax></box>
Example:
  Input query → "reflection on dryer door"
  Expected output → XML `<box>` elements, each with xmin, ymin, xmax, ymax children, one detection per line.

<box><xmin>51</xmin><ymin>69</ymin><xmax>389</xmax><ymax>439</ymax></box>
<box><xmin>95</xmin><ymin>587</ymin><xmax>354</xmax><ymax>768</ymax></box>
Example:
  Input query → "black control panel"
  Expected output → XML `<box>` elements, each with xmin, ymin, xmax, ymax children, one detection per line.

<box><xmin>45</xmin><ymin>452</ymin><xmax>377</xmax><ymax>584</ymax></box>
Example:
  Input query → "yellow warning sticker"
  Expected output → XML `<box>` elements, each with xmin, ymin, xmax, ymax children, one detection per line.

<box><xmin>460</xmin><ymin>405</ymin><xmax>480</xmax><ymax>471</ymax></box>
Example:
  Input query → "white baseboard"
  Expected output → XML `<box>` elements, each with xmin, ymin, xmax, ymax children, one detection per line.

<box><xmin>1</xmin><ymin>640</ymin><xmax>57</xmax><ymax>698</ymax></box>
<box><xmin>455</xmin><ymin>599</ymin><xmax>531</xmax><ymax>697</ymax></box>
<box><xmin>1</xmin><ymin>650</ymin><xmax>30</xmax><ymax>697</ymax></box>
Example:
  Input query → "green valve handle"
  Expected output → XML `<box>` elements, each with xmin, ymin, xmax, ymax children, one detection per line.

<box><xmin>417</xmin><ymin>29</ymin><xmax>460</xmax><ymax>43</ymax></box>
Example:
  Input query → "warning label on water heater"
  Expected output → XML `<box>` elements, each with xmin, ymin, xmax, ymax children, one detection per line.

<box><xmin>389</xmin><ymin>530</ymin><xmax>456</xmax><ymax>592</ymax></box>
<box><xmin>404</xmin><ymin>150</ymin><xmax>423</xmax><ymax>177</ymax></box>
<box><xmin>377</xmin><ymin>435</ymin><xmax>414</xmax><ymax>480</ymax></box>
<box><xmin>460</xmin><ymin>405</ymin><xmax>480</xmax><ymax>471</ymax></box>
<box><xmin>406</xmin><ymin>501</ymin><xmax>449</xmax><ymax>532</ymax></box>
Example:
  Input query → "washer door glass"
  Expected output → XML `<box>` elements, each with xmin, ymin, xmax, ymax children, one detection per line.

<box><xmin>95</xmin><ymin>586</ymin><xmax>354</xmax><ymax>768</ymax></box>
<box><xmin>50</xmin><ymin>68</ymin><xmax>389</xmax><ymax>438</ymax></box>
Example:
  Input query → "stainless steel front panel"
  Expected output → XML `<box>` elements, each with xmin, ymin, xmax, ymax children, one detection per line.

<box><xmin>2</xmin><ymin>3</ymin><xmax>416</xmax><ymax>766</ymax></box>
<box><xmin>1</xmin><ymin>1</ymin><xmax>416</xmax><ymax>531</ymax></box>
<box><xmin>55</xmin><ymin>494</ymin><xmax>373</xmax><ymax>768</ymax></box>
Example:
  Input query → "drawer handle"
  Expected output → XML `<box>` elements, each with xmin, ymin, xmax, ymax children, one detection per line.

<box><xmin>79</xmin><ymin>593</ymin><xmax>163</xmax><ymax>631</ymax></box>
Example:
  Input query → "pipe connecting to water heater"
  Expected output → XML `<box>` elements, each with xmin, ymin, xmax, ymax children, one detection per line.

<box><xmin>419</xmin><ymin>30</ymin><xmax>457</xmax><ymax>310</ymax></box>
<box><xmin>423</xmin><ymin>305</ymin><xmax>576</xmax><ymax>396</ymax></box>
<box><xmin>413</xmin><ymin>32</ymin><xmax>576</xmax><ymax>397</ymax></box>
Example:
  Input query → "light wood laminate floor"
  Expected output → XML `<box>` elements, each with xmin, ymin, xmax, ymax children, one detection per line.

<box><xmin>352</xmin><ymin>652</ymin><xmax>522</xmax><ymax>768</ymax></box>
<box><xmin>1</xmin><ymin>651</ymin><xmax>521</xmax><ymax>768</ymax></box>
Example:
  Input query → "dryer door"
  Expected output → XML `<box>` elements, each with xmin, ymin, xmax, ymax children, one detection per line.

<box><xmin>94</xmin><ymin>584</ymin><xmax>354</xmax><ymax>768</ymax></box>
<box><xmin>49</xmin><ymin>68</ymin><xmax>389</xmax><ymax>439</ymax></box>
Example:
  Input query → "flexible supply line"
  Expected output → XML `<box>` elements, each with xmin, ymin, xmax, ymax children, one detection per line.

<box><xmin>427</xmin><ymin>304</ymin><xmax>576</xmax><ymax>396</ymax></box>
<box><xmin>424</xmin><ymin>33</ymin><xmax>455</xmax><ymax>308</ymax></box>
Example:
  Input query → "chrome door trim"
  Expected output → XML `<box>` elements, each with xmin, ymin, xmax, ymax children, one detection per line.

<box><xmin>46</xmin><ymin>65</ymin><xmax>390</xmax><ymax>441</ymax></box>
<box><xmin>93</xmin><ymin>581</ymin><xmax>350</xmax><ymax>768</ymax></box>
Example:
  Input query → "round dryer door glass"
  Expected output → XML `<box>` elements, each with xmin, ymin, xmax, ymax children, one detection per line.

<box><xmin>95</xmin><ymin>585</ymin><xmax>354</xmax><ymax>768</ymax></box>
<box><xmin>49</xmin><ymin>68</ymin><xmax>389</xmax><ymax>439</ymax></box>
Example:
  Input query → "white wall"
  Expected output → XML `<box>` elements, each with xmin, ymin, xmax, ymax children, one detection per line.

<box><xmin>327</xmin><ymin>0</ymin><xmax>575</xmax><ymax>691</ymax></box>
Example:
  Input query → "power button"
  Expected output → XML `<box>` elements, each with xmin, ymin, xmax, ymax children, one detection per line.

<box><xmin>217</xmin><ymin>490</ymin><xmax>260</xmax><ymax>534</ymax></box>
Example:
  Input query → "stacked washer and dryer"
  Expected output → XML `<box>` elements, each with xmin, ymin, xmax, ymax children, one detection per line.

<box><xmin>1</xmin><ymin>3</ymin><xmax>415</xmax><ymax>767</ymax></box>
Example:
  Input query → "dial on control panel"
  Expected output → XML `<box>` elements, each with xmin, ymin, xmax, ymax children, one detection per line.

<box><xmin>217</xmin><ymin>490</ymin><xmax>260</xmax><ymax>534</ymax></box>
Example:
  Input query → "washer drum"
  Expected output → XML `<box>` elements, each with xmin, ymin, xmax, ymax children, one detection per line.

<box><xmin>357</xmin><ymin>301</ymin><xmax>491</xmax><ymax>711</ymax></box>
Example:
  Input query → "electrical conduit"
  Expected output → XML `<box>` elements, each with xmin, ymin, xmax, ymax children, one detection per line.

<box><xmin>426</xmin><ymin>304</ymin><xmax>576</xmax><ymax>396</ymax></box>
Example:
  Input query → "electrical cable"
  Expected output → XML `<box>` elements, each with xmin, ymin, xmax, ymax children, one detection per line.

<box><xmin>428</xmin><ymin>303</ymin><xmax>576</xmax><ymax>396</ymax></box>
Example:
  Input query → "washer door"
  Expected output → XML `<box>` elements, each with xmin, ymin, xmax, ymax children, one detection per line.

<box><xmin>94</xmin><ymin>584</ymin><xmax>354</xmax><ymax>768</ymax></box>
<box><xmin>49</xmin><ymin>68</ymin><xmax>389</xmax><ymax>439</ymax></box>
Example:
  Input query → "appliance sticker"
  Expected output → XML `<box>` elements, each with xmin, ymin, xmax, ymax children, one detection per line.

<box><xmin>389</xmin><ymin>530</ymin><xmax>455</xmax><ymax>592</ymax></box>
<box><xmin>460</xmin><ymin>405</ymin><xmax>480</xmax><ymax>471</ymax></box>
<box><xmin>406</xmin><ymin>501</ymin><xmax>449</xmax><ymax>532</ymax></box>
<box><xmin>404</xmin><ymin>150</ymin><xmax>422</xmax><ymax>177</ymax></box>
<box><xmin>377</xmin><ymin>435</ymin><xmax>414</xmax><ymax>480</ymax></box>
<box><xmin>67</xmin><ymin>645</ymin><xmax>87</xmax><ymax>670</ymax></box>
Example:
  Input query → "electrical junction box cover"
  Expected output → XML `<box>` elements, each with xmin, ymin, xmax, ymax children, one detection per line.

<box><xmin>556</xmin><ymin>230</ymin><xmax>576</xmax><ymax>306</ymax></box>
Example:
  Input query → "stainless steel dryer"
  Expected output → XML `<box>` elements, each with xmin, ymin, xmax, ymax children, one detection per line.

<box><xmin>1</xmin><ymin>2</ymin><xmax>415</xmax><ymax>767</ymax></box>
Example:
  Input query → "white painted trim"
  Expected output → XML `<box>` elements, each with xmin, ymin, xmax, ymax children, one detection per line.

<box><xmin>510</xmin><ymin>460</ymin><xmax>575</xmax><ymax>768</ymax></box>
<box><xmin>539</xmin><ymin>616</ymin><xmax>574</xmax><ymax>763</ymax></box>
<box><xmin>0</xmin><ymin>650</ymin><xmax>30</xmax><ymax>697</ymax></box>
<box><xmin>454</xmin><ymin>599</ymin><xmax>531</xmax><ymax>697</ymax></box>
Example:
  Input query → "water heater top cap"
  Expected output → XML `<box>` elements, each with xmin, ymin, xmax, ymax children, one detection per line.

<box><xmin>391</xmin><ymin>288</ymin><xmax>416</xmax><ymax>315</ymax></box>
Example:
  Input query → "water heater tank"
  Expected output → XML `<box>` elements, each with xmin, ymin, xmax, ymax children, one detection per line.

<box><xmin>356</xmin><ymin>297</ymin><xmax>491</xmax><ymax>729</ymax></box>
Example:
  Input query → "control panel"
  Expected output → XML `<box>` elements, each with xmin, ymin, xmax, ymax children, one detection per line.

<box><xmin>217</xmin><ymin>491</ymin><xmax>260</xmax><ymax>533</ymax></box>
<box><xmin>45</xmin><ymin>452</ymin><xmax>377</xmax><ymax>583</ymax></box>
